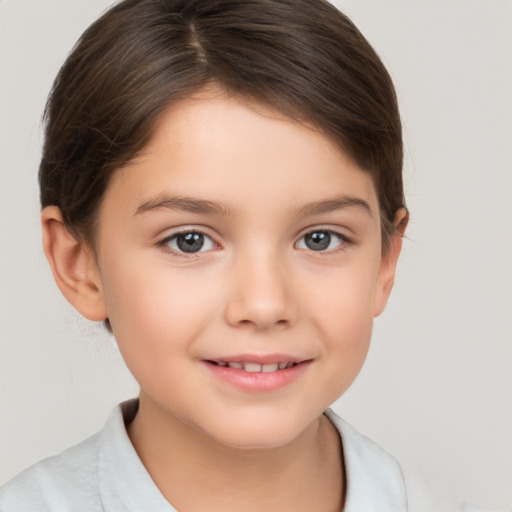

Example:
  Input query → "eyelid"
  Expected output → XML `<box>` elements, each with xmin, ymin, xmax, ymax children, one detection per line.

<box><xmin>299</xmin><ymin>224</ymin><xmax>353</xmax><ymax>240</ymax></box>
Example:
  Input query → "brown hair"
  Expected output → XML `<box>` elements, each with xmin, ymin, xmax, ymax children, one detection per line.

<box><xmin>40</xmin><ymin>0</ymin><xmax>406</xmax><ymax>251</ymax></box>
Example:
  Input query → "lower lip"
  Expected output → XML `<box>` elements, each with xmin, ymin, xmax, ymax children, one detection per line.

<box><xmin>201</xmin><ymin>361</ymin><xmax>312</xmax><ymax>393</ymax></box>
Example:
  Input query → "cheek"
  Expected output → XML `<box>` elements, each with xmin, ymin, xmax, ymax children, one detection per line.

<box><xmin>305</xmin><ymin>258</ymin><xmax>378</xmax><ymax>330</ymax></box>
<box><xmin>302</xmin><ymin>261</ymin><xmax>378</xmax><ymax>381</ymax></box>
<box><xmin>99</xmin><ymin>256</ymin><xmax>219</xmax><ymax>366</ymax></box>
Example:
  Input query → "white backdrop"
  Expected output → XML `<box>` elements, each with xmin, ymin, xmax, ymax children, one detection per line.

<box><xmin>0</xmin><ymin>0</ymin><xmax>511</xmax><ymax>508</ymax></box>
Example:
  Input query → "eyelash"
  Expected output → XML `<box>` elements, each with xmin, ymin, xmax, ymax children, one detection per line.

<box><xmin>156</xmin><ymin>227</ymin><xmax>352</xmax><ymax>258</ymax></box>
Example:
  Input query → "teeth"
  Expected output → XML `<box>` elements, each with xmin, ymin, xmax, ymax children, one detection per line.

<box><xmin>262</xmin><ymin>363</ymin><xmax>279</xmax><ymax>373</ymax></box>
<box><xmin>218</xmin><ymin>361</ymin><xmax>297</xmax><ymax>372</ymax></box>
<box><xmin>243</xmin><ymin>362</ymin><xmax>262</xmax><ymax>373</ymax></box>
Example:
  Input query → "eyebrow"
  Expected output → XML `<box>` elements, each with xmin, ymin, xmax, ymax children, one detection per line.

<box><xmin>294</xmin><ymin>196</ymin><xmax>373</xmax><ymax>217</ymax></box>
<box><xmin>134</xmin><ymin>195</ymin><xmax>234</xmax><ymax>217</ymax></box>
<box><xmin>134</xmin><ymin>194</ymin><xmax>372</xmax><ymax>219</ymax></box>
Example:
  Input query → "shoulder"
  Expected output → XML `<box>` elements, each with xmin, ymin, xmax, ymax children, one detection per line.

<box><xmin>400</xmin><ymin>464</ymin><xmax>461</xmax><ymax>512</ymax></box>
<box><xmin>0</xmin><ymin>431</ymin><xmax>102</xmax><ymax>512</ymax></box>
<box><xmin>325</xmin><ymin>409</ymin><xmax>461</xmax><ymax>512</ymax></box>
<box><xmin>0</xmin><ymin>399</ymin><xmax>168</xmax><ymax>512</ymax></box>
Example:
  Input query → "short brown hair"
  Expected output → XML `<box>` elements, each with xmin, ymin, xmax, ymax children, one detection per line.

<box><xmin>40</xmin><ymin>0</ymin><xmax>406</xmax><ymax>251</ymax></box>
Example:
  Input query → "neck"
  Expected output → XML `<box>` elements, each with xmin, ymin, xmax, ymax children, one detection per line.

<box><xmin>127</xmin><ymin>392</ymin><xmax>345</xmax><ymax>512</ymax></box>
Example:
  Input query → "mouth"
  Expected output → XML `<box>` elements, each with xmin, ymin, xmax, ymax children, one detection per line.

<box><xmin>205</xmin><ymin>360</ymin><xmax>300</xmax><ymax>373</ymax></box>
<box><xmin>201</xmin><ymin>355</ymin><xmax>312</xmax><ymax>392</ymax></box>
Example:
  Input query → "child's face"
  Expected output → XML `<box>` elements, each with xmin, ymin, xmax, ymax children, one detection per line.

<box><xmin>90</xmin><ymin>90</ymin><xmax>399</xmax><ymax>449</ymax></box>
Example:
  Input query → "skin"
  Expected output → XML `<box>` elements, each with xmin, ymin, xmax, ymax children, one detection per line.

<box><xmin>42</xmin><ymin>89</ymin><xmax>406</xmax><ymax>511</ymax></box>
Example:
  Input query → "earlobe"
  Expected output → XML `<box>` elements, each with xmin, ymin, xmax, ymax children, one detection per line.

<box><xmin>373</xmin><ymin>208</ymin><xmax>408</xmax><ymax>317</ymax></box>
<box><xmin>41</xmin><ymin>206</ymin><xmax>107</xmax><ymax>322</ymax></box>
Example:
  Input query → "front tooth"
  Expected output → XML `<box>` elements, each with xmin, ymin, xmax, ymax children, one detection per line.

<box><xmin>228</xmin><ymin>362</ymin><xmax>243</xmax><ymax>369</ymax></box>
<box><xmin>243</xmin><ymin>362</ymin><xmax>262</xmax><ymax>373</ymax></box>
<box><xmin>217</xmin><ymin>361</ymin><xmax>227</xmax><ymax>367</ymax></box>
<box><xmin>262</xmin><ymin>363</ymin><xmax>279</xmax><ymax>373</ymax></box>
<box><xmin>278</xmin><ymin>362</ymin><xmax>288</xmax><ymax>370</ymax></box>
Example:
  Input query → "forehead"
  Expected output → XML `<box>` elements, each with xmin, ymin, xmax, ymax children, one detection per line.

<box><xmin>102</xmin><ymin>91</ymin><xmax>379</xmax><ymax>223</ymax></box>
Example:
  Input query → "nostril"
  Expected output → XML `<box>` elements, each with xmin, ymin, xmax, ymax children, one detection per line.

<box><xmin>230</xmin><ymin>317</ymin><xmax>291</xmax><ymax>330</ymax></box>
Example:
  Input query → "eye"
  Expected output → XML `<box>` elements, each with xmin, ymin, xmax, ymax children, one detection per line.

<box><xmin>296</xmin><ymin>230</ymin><xmax>347</xmax><ymax>252</ymax></box>
<box><xmin>161</xmin><ymin>231</ymin><xmax>216</xmax><ymax>254</ymax></box>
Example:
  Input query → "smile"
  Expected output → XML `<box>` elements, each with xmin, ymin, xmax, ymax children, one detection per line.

<box><xmin>202</xmin><ymin>357</ymin><xmax>312</xmax><ymax>393</ymax></box>
<box><xmin>209</xmin><ymin>361</ymin><xmax>298</xmax><ymax>373</ymax></box>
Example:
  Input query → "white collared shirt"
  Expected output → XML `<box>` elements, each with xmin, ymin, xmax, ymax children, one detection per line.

<box><xmin>0</xmin><ymin>400</ymin><xmax>460</xmax><ymax>511</ymax></box>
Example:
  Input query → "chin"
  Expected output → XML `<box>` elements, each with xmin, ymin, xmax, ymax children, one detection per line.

<box><xmin>215</xmin><ymin>430</ymin><xmax>299</xmax><ymax>451</ymax></box>
<box><xmin>200</xmin><ymin>410</ymin><xmax>319</xmax><ymax>451</ymax></box>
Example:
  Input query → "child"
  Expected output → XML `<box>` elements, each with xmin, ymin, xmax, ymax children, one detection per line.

<box><xmin>0</xmin><ymin>0</ymin><xmax>461</xmax><ymax>510</ymax></box>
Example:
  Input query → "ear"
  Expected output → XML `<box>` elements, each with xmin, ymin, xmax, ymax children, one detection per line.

<box><xmin>41</xmin><ymin>206</ymin><xmax>107</xmax><ymax>322</ymax></box>
<box><xmin>373</xmin><ymin>208</ymin><xmax>408</xmax><ymax>317</ymax></box>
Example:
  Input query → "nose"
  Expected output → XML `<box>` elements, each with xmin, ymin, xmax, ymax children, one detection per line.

<box><xmin>224</xmin><ymin>251</ymin><xmax>297</xmax><ymax>331</ymax></box>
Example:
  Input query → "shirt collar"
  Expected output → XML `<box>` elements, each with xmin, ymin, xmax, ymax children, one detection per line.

<box><xmin>98</xmin><ymin>399</ymin><xmax>175</xmax><ymax>511</ymax></box>
<box><xmin>98</xmin><ymin>400</ymin><xmax>406</xmax><ymax>511</ymax></box>
<box><xmin>325</xmin><ymin>409</ymin><xmax>407</xmax><ymax>512</ymax></box>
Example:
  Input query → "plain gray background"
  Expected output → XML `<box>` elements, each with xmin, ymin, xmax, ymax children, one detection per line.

<box><xmin>1</xmin><ymin>0</ymin><xmax>511</xmax><ymax>509</ymax></box>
